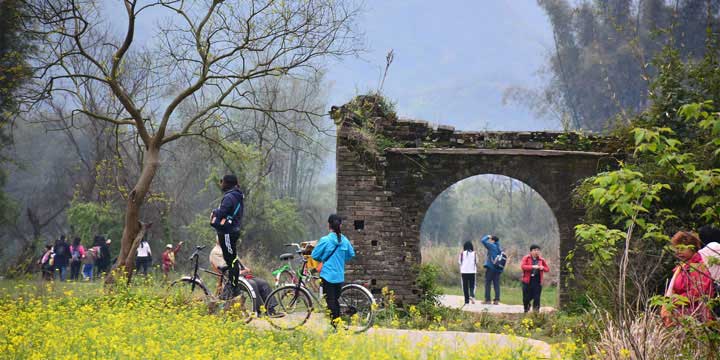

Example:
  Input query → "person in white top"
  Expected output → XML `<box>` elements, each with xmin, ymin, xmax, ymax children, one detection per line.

<box><xmin>136</xmin><ymin>239</ymin><xmax>152</xmax><ymax>276</ymax></box>
<box><xmin>458</xmin><ymin>241</ymin><xmax>478</xmax><ymax>305</ymax></box>
<box><xmin>698</xmin><ymin>225</ymin><xmax>720</xmax><ymax>318</ymax></box>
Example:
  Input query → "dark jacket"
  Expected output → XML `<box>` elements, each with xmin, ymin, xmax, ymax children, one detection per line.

<box><xmin>53</xmin><ymin>241</ymin><xmax>71</xmax><ymax>267</ymax></box>
<box><xmin>213</xmin><ymin>188</ymin><xmax>244</xmax><ymax>234</ymax></box>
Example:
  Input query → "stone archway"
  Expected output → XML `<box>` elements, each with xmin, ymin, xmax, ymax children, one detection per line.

<box><xmin>333</xmin><ymin>96</ymin><xmax>615</xmax><ymax>307</ymax></box>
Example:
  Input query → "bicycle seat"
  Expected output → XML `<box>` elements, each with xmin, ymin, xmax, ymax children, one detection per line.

<box><xmin>279</xmin><ymin>253</ymin><xmax>294</xmax><ymax>261</ymax></box>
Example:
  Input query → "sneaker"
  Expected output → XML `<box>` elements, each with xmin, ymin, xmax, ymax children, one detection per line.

<box><xmin>493</xmin><ymin>300</ymin><xmax>499</xmax><ymax>305</ymax></box>
<box><xmin>470</xmin><ymin>297</ymin><xmax>475</xmax><ymax>304</ymax></box>
<box><xmin>481</xmin><ymin>300</ymin><xmax>491</xmax><ymax>305</ymax></box>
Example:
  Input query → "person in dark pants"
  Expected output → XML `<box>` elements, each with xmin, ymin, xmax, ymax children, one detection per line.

<box><xmin>481</xmin><ymin>235</ymin><xmax>503</xmax><ymax>304</ymax></box>
<box><xmin>69</xmin><ymin>237</ymin><xmax>86</xmax><ymax>281</ymax></box>
<box><xmin>520</xmin><ymin>244</ymin><xmax>550</xmax><ymax>313</ymax></box>
<box><xmin>135</xmin><ymin>237</ymin><xmax>152</xmax><ymax>276</ymax></box>
<box><xmin>458</xmin><ymin>241</ymin><xmax>477</xmax><ymax>305</ymax></box>
<box><xmin>311</xmin><ymin>214</ymin><xmax>355</xmax><ymax>326</ymax></box>
<box><xmin>53</xmin><ymin>235</ymin><xmax>71</xmax><ymax>281</ymax></box>
<box><xmin>210</xmin><ymin>174</ymin><xmax>245</xmax><ymax>297</ymax></box>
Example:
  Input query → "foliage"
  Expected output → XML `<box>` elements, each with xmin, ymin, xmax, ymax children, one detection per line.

<box><xmin>66</xmin><ymin>198</ymin><xmax>124</xmax><ymax>246</ymax></box>
<box><xmin>1</xmin><ymin>280</ymin><xmax>576</xmax><ymax>360</ymax></box>
<box><xmin>202</xmin><ymin>141</ymin><xmax>308</xmax><ymax>256</ymax></box>
<box><xmin>414</xmin><ymin>263</ymin><xmax>442</xmax><ymax>316</ymax></box>
<box><xmin>0</xmin><ymin>0</ymin><xmax>32</xmax><ymax>233</ymax></box>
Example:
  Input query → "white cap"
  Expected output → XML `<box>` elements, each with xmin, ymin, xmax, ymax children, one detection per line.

<box><xmin>166</xmin><ymin>244</ymin><xmax>173</xmax><ymax>249</ymax></box>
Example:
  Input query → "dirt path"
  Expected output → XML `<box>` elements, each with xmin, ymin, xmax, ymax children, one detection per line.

<box><xmin>248</xmin><ymin>311</ymin><xmax>553</xmax><ymax>358</ymax></box>
<box><xmin>440</xmin><ymin>294</ymin><xmax>555</xmax><ymax>314</ymax></box>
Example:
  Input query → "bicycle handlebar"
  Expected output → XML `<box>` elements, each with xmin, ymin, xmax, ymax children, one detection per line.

<box><xmin>189</xmin><ymin>245</ymin><xmax>206</xmax><ymax>261</ymax></box>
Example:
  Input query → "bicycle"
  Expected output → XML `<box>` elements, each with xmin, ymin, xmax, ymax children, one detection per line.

<box><xmin>168</xmin><ymin>245</ymin><xmax>258</xmax><ymax>323</ymax></box>
<box><xmin>264</xmin><ymin>243</ymin><xmax>376</xmax><ymax>333</ymax></box>
<box><xmin>272</xmin><ymin>242</ymin><xmax>322</xmax><ymax>292</ymax></box>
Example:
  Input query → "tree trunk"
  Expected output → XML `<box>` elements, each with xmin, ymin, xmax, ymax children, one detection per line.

<box><xmin>105</xmin><ymin>144</ymin><xmax>161</xmax><ymax>284</ymax></box>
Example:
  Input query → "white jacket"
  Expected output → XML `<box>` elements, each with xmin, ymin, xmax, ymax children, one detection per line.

<box><xmin>458</xmin><ymin>250</ymin><xmax>477</xmax><ymax>274</ymax></box>
<box><xmin>137</xmin><ymin>241</ymin><xmax>152</xmax><ymax>257</ymax></box>
<box><xmin>699</xmin><ymin>242</ymin><xmax>720</xmax><ymax>281</ymax></box>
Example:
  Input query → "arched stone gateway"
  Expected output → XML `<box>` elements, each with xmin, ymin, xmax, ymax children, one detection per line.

<box><xmin>333</xmin><ymin>96</ymin><xmax>618</xmax><ymax>308</ymax></box>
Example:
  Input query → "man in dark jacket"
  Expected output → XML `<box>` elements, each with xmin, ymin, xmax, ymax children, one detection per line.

<box><xmin>53</xmin><ymin>235</ymin><xmax>71</xmax><ymax>281</ymax></box>
<box><xmin>211</xmin><ymin>174</ymin><xmax>244</xmax><ymax>296</ymax></box>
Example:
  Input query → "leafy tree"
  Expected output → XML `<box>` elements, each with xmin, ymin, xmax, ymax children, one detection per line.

<box><xmin>66</xmin><ymin>198</ymin><xmax>124</xmax><ymax>248</ymax></box>
<box><xmin>0</xmin><ymin>0</ymin><xmax>33</xmax><ymax>230</ymax></box>
<box><xmin>22</xmin><ymin>0</ymin><xmax>362</xmax><ymax>281</ymax></box>
<box><xmin>507</xmin><ymin>0</ymin><xmax>719</xmax><ymax>131</ymax></box>
<box><xmin>572</xmin><ymin>42</ymin><xmax>720</xmax><ymax>314</ymax></box>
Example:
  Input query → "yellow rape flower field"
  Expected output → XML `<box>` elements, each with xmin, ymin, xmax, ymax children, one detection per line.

<box><xmin>0</xmin><ymin>280</ymin><xmax>579</xmax><ymax>359</ymax></box>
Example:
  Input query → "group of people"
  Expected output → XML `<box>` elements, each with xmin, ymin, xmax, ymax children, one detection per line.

<box><xmin>38</xmin><ymin>235</ymin><xmax>111</xmax><ymax>281</ymax></box>
<box><xmin>210</xmin><ymin>174</ymin><xmax>355</xmax><ymax>324</ymax></box>
<box><xmin>457</xmin><ymin>226</ymin><xmax>720</xmax><ymax>323</ymax></box>
<box><xmin>458</xmin><ymin>235</ymin><xmax>549</xmax><ymax>313</ymax></box>
<box><xmin>134</xmin><ymin>238</ymin><xmax>184</xmax><ymax>277</ymax></box>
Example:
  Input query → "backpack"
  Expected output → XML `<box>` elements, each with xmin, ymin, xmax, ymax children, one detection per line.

<box><xmin>55</xmin><ymin>244</ymin><xmax>66</xmax><ymax>258</ymax></box>
<box><xmin>71</xmin><ymin>246</ymin><xmax>81</xmax><ymax>262</ymax></box>
<box><xmin>492</xmin><ymin>250</ymin><xmax>508</xmax><ymax>270</ymax></box>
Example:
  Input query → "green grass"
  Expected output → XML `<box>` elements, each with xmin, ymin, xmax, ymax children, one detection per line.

<box><xmin>440</xmin><ymin>284</ymin><xmax>558</xmax><ymax>307</ymax></box>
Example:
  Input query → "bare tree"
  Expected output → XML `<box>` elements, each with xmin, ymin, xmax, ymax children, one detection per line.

<box><xmin>23</xmin><ymin>0</ymin><xmax>362</xmax><ymax>282</ymax></box>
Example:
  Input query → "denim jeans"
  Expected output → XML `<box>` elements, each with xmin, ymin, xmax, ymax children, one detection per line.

<box><xmin>55</xmin><ymin>265</ymin><xmax>68</xmax><ymax>281</ymax></box>
<box><xmin>484</xmin><ymin>268</ymin><xmax>501</xmax><ymax>302</ymax></box>
<box><xmin>82</xmin><ymin>264</ymin><xmax>93</xmax><ymax>280</ymax></box>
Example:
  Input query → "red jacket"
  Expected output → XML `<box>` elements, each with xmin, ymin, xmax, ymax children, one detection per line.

<box><xmin>520</xmin><ymin>255</ymin><xmax>549</xmax><ymax>284</ymax></box>
<box><xmin>668</xmin><ymin>252</ymin><xmax>715</xmax><ymax>322</ymax></box>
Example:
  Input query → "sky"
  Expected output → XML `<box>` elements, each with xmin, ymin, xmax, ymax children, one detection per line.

<box><xmin>324</xmin><ymin>1</ymin><xmax>557</xmax><ymax>132</ymax></box>
<box><xmin>103</xmin><ymin>1</ymin><xmax>558</xmax><ymax>177</ymax></box>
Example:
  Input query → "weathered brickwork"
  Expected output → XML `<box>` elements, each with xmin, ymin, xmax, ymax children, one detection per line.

<box><xmin>334</xmin><ymin>96</ymin><xmax>615</xmax><ymax>307</ymax></box>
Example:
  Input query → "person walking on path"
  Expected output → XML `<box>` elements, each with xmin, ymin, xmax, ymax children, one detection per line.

<box><xmin>38</xmin><ymin>244</ymin><xmax>54</xmax><ymax>281</ymax></box>
<box><xmin>161</xmin><ymin>242</ymin><xmax>184</xmax><ymax>276</ymax></box>
<box><xmin>210</xmin><ymin>174</ymin><xmax>245</xmax><ymax>296</ymax></box>
<box><xmin>93</xmin><ymin>235</ymin><xmax>111</xmax><ymax>278</ymax></box>
<box><xmin>135</xmin><ymin>237</ymin><xmax>152</xmax><ymax>276</ymax></box>
<box><xmin>481</xmin><ymin>235</ymin><xmax>503</xmax><ymax>304</ymax></box>
<box><xmin>311</xmin><ymin>214</ymin><xmax>355</xmax><ymax>327</ymax></box>
<box><xmin>69</xmin><ymin>237</ymin><xmax>86</xmax><ymax>281</ymax></box>
<box><xmin>520</xmin><ymin>244</ymin><xmax>550</xmax><ymax>313</ymax></box>
<box><xmin>53</xmin><ymin>236</ymin><xmax>71</xmax><ymax>281</ymax></box>
<box><xmin>458</xmin><ymin>241</ymin><xmax>477</xmax><ymax>305</ymax></box>
<box><xmin>81</xmin><ymin>245</ymin><xmax>97</xmax><ymax>280</ymax></box>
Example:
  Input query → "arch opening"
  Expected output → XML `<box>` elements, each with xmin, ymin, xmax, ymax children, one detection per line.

<box><xmin>420</xmin><ymin>174</ymin><xmax>560</xmax><ymax>308</ymax></box>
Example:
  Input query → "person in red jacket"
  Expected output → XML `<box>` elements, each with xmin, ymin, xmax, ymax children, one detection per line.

<box><xmin>520</xmin><ymin>244</ymin><xmax>550</xmax><ymax>313</ymax></box>
<box><xmin>161</xmin><ymin>241</ymin><xmax>184</xmax><ymax>276</ymax></box>
<box><xmin>662</xmin><ymin>231</ymin><xmax>715</xmax><ymax>326</ymax></box>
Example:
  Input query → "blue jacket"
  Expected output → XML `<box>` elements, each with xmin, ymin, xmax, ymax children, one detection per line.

<box><xmin>311</xmin><ymin>232</ymin><xmax>355</xmax><ymax>284</ymax></box>
<box><xmin>212</xmin><ymin>188</ymin><xmax>244</xmax><ymax>234</ymax></box>
<box><xmin>481</xmin><ymin>235</ymin><xmax>503</xmax><ymax>273</ymax></box>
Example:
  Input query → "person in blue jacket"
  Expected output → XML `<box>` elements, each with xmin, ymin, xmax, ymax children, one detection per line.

<box><xmin>311</xmin><ymin>214</ymin><xmax>355</xmax><ymax>326</ymax></box>
<box><xmin>481</xmin><ymin>235</ymin><xmax>503</xmax><ymax>304</ymax></box>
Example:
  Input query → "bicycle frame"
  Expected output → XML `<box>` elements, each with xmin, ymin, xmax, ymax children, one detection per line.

<box><xmin>177</xmin><ymin>246</ymin><xmax>257</xmax><ymax>300</ymax></box>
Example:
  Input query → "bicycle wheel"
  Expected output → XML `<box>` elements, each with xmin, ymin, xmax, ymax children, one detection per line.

<box><xmin>339</xmin><ymin>284</ymin><xmax>375</xmax><ymax>333</ymax></box>
<box><xmin>169</xmin><ymin>278</ymin><xmax>210</xmax><ymax>305</ymax></box>
<box><xmin>275</xmin><ymin>270</ymin><xmax>296</xmax><ymax>287</ymax></box>
<box><xmin>264</xmin><ymin>285</ymin><xmax>313</xmax><ymax>330</ymax></box>
<box><xmin>219</xmin><ymin>281</ymin><xmax>256</xmax><ymax>324</ymax></box>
